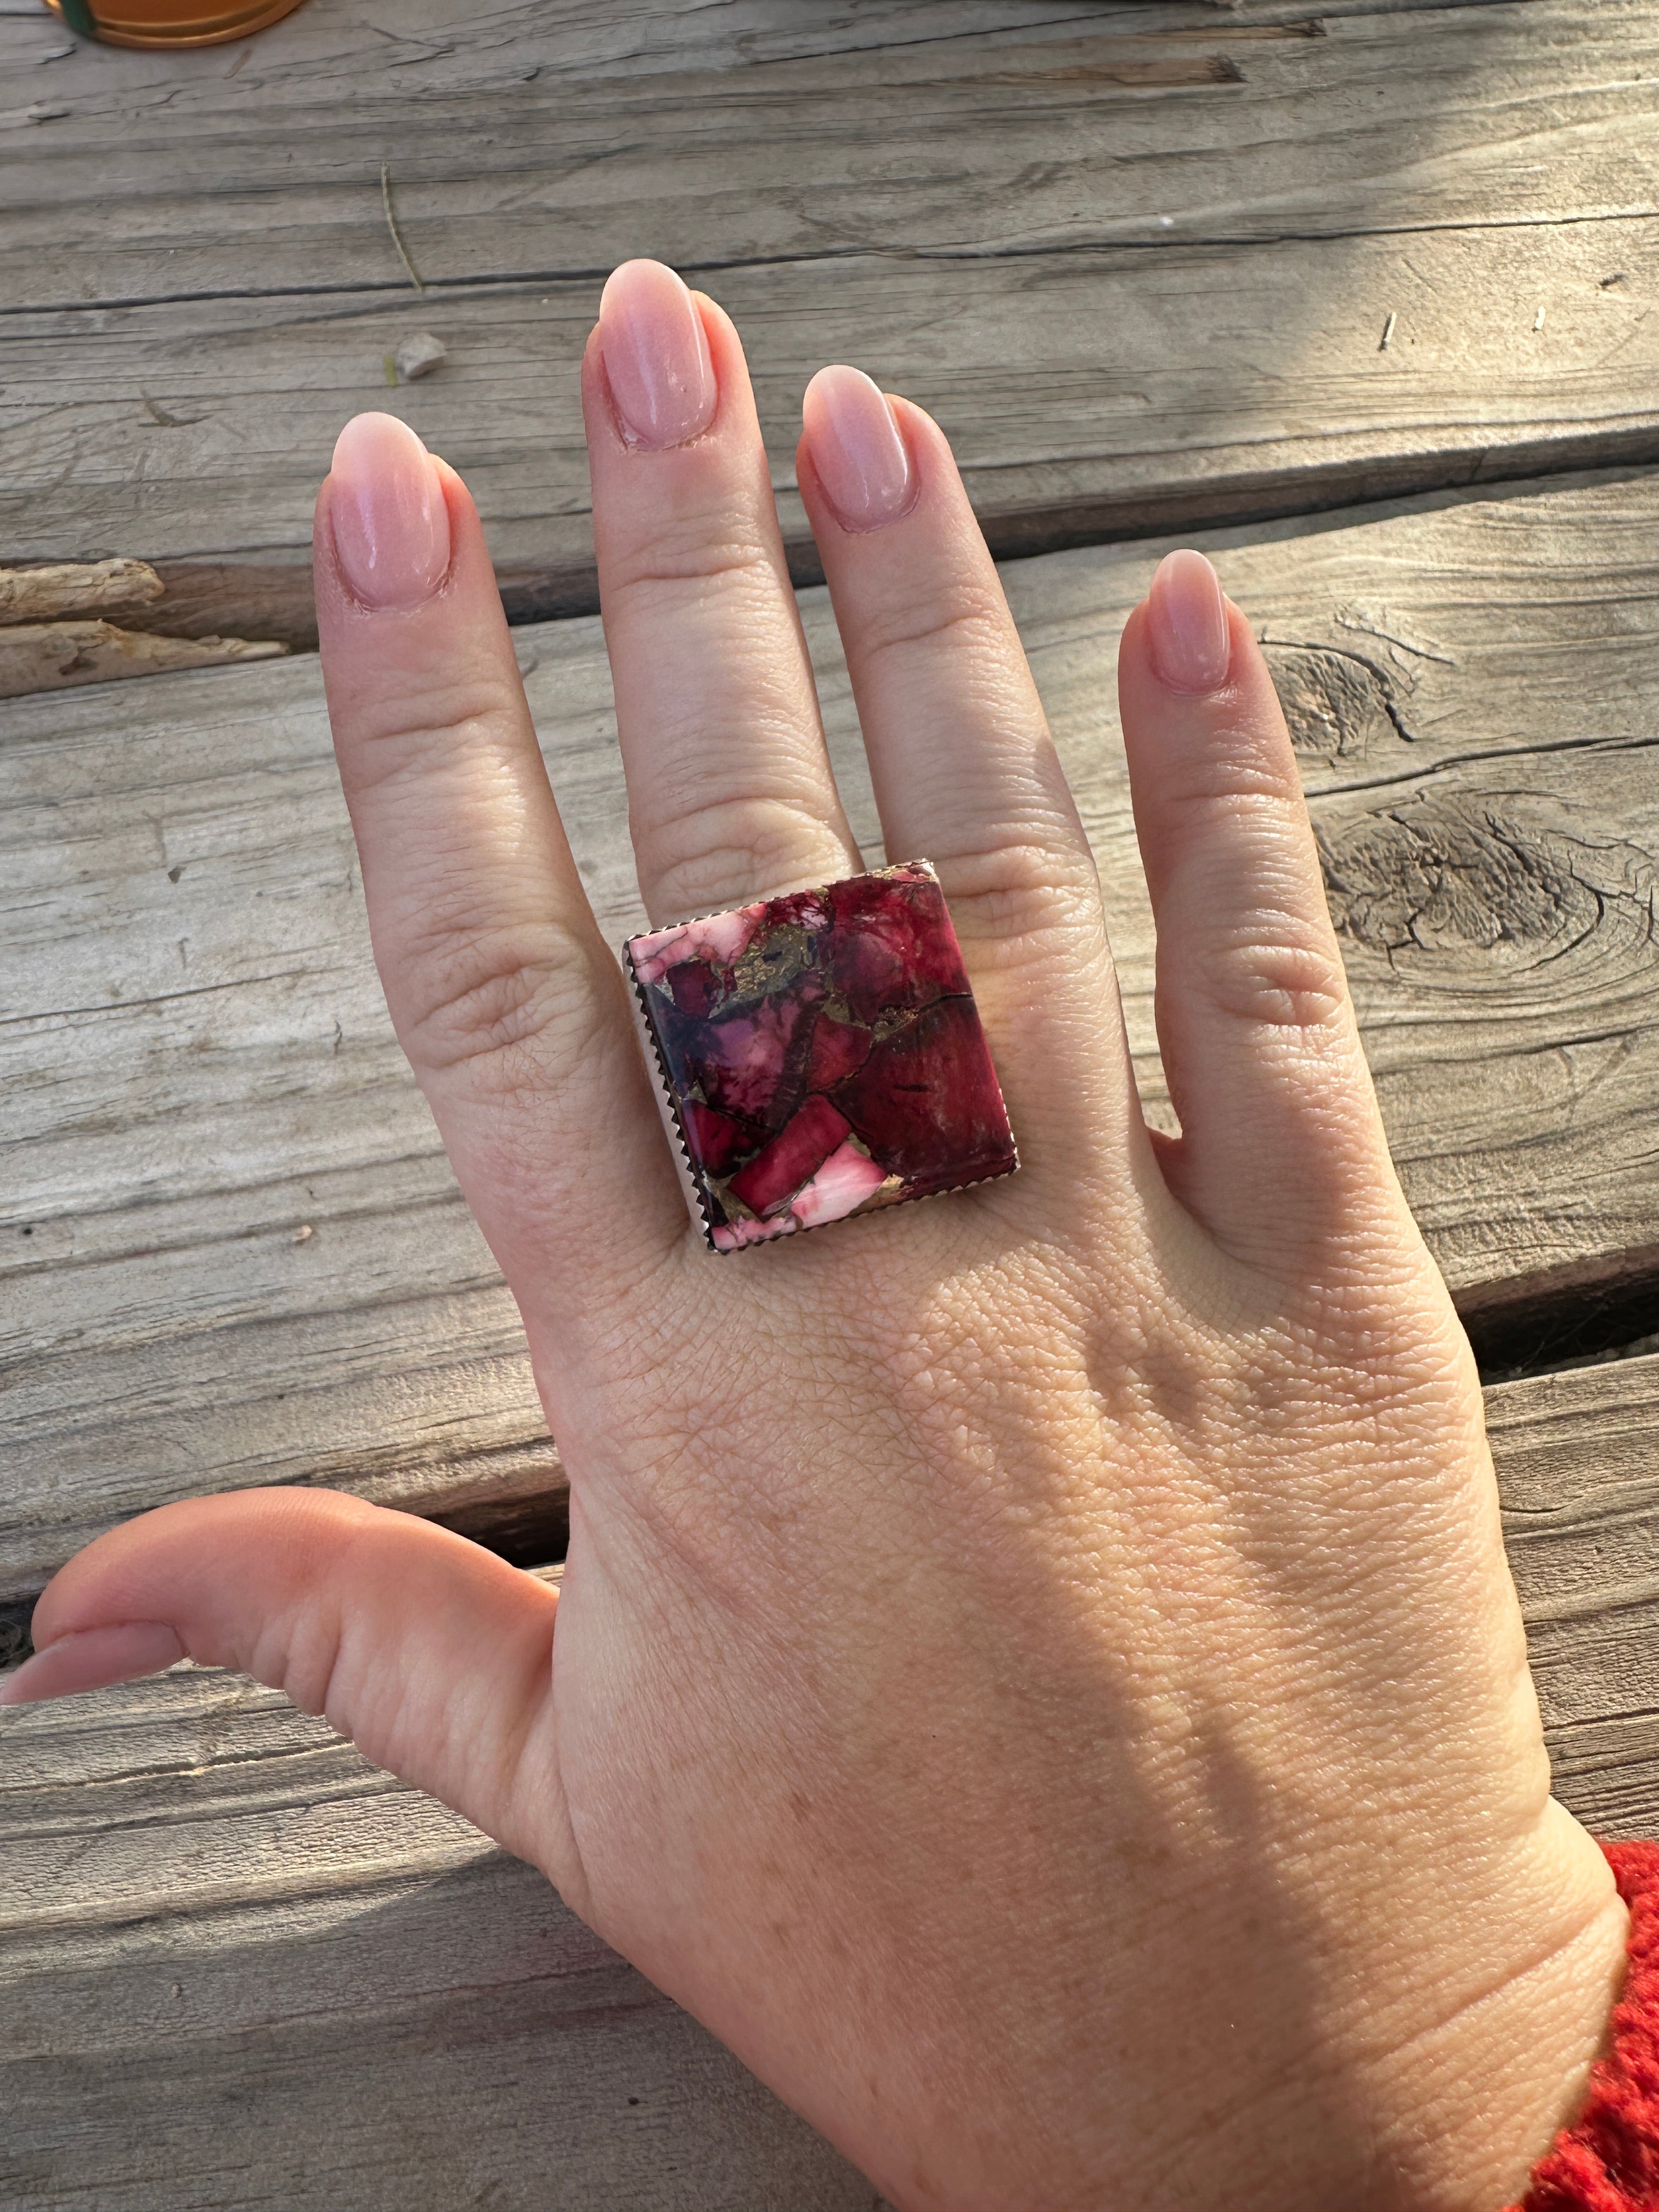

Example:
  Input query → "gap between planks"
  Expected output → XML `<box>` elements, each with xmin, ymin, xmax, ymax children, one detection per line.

<box><xmin>16</xmin><ymin>432</ymin><xmax>1659</xmax><ymax>668</ymax></box>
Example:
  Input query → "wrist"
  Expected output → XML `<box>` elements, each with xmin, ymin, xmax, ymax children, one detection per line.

<box><xmin>1364</xmin><ymin>1807</ymin><xmax>1627</xmax><ymax>2212</ymax></box>
<box><xmin>1495</xmin><ymin>1837</ymin><xmax>1659</xmax><ymax>2212</ymax></box>
<box><xmin>822</xmin><ymin>1811</ymin><xmax>1626</xmax><ymax>2212</ymax></box>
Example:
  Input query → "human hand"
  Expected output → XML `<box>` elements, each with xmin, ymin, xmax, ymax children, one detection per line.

<box><xmin>4</xmin><ymin>260</ymin><xmax>1626</xmax><ymax>2210</ymax></box>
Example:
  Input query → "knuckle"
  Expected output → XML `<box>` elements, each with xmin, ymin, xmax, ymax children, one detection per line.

<box><xmin>338</xmin><ymin>679</ymin><xmax>530</xmax><ymax>791</ymax></box>
<box><xmin>934</xmin><ymin>840</ymin><xmax>1103</xmax><ymax>953</ymax></box>
<box><xmin>857</xmin><ymin>582</ymin><xmax>1011</xmax><ymax>668</ymax></box>
<box><xmin>1199</xmin><ymin>922</ymin><xmax>1349</xmax><ymax>1028</ymax></box>
<box><xmin>603</xmin><ymin>514</ymin><xmax>780</xmax><ymax>606</ymax></box>
<box><xmin>1162</xmin><ymin>755</ymin><xmax>1306</xmax><ymax>820</ymax></box>
<box><xmin>640</xmin><ymin>793</ymin><xmax>849</xmax><ymax>918</ymax></box>
<box><xmin>398</xmin><ymin>916</ymin><xmax>608</xmax><ymax>1086</ymax></box>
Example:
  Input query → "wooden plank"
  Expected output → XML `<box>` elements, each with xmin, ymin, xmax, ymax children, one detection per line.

<box><xmin>7</xmin><ymin>466</ymin><xmax>1659</xmax><ymax>1627</ymax></box>
<box><xmin>4</xmin><ymin>1</ymin><xmax>1656</xmax><ymax>640</ymax></box>
<box><xmin>1495</xmin><ymin>1352</ymin><xmax>1659</xmax><ymax>1837</ymax></box>
<box><xmin>13</xmin><ymin>3</ymin><xmax>1610</xmax><ymax>308</ymax></box>
<box><xmin>0</xmin><ymin>0</ymin><xmax>1527</xmax><ymax>111</ymax></box>
<box><xmin>3</xmin><ymin>1341</ymin><xmax>1656</xmax><ymax>2210</ymax></box>
<box><xmin>0</xmin><ymin>1570</ymin><xmax>885</xmax><ymax>2212</ymax></box>
<box><xmin>0</xmin><ymin>630</ymin><xmax>580</xmax><ymax>1618</ymax></box>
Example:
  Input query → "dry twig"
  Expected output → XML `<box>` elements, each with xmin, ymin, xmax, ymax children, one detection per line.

<box><xmin>380</xmin><ymin>163</ymin><xmax>427</xmax><ymax>294</ymax></box>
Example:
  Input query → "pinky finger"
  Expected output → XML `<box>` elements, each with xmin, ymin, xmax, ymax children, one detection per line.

<box><xmin>1118</xmin><ymin>550</ymin><xmax>1404</xmax><ymax>1268</ymax></box>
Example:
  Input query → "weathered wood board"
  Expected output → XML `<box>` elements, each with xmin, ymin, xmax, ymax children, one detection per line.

<box><xmin>5</xmin><ymin>1340</ymin><xmax>1657</xmax><ymax>2212</ymax></box>
<box><xmin>1498</xmin><ymin>1356</ymin><xmax>1659</xmax><ymax>1839</ymax></box>
<box><xmin>4</xmin><ymin>0</ymin><xmax>1656</xmax><ymax>639</ymax></box>
<box><xmin>0</xmin><ymin>1572</ymin><xmax>883</xmax><ymax>2212</ymax></box>
<box><xmin>6</xmin><ymin>465</ymin><xmax>1659</xmax><ymax>1632</ymax></box>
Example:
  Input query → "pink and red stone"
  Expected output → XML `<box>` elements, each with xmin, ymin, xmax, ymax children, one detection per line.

<box><xmin>625</xmin><ymin>861</ymin><xmax>1018</xmax><ymax>1250</ymax></box>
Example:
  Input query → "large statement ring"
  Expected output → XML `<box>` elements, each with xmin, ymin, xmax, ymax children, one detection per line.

<box><xmin>624</xmin><ymin>861</ymin><xmax>1018</xmax><ymax>1251</ymax></box>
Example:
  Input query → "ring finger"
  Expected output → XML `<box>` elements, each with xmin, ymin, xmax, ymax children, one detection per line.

<box><xmin>585</xmin><ymin>261</ymin><xmax>861</xmax><ymax>926</ymax></box>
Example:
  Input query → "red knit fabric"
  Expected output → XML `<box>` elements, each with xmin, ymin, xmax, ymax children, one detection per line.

<box><xmin>1509</xmin><ymin>1841</ymin><xmax>1659</xmax><ymax>2211</ymax></box>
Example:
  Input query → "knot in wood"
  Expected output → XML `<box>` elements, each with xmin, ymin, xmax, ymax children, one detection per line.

<box><xmin>1319</xmin><ymin>792</ymin><xmax>1658</xmax><ymax>982</ymax></box>
<box><xmin>1263</xmin><ymin>641</ymin><xmax>1407</xmax><ymax>760</ymax></box>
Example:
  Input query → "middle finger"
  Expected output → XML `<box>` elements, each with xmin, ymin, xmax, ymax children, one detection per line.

<box><xmin>584</xmin><ymin>261</ymin><xmax>861</xmax><ymax>926</ymax></box>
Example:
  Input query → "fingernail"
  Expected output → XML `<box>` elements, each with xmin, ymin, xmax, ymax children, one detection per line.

<box><xmin>1146</xmin><ymin>549</ymin><xmax>1232</xmax><ymax>693</ymax></box>
<box><xmin>0</xmin><ymin>1622</ymin><xmax>185</xmax><ymax>1706</ymax></box>
<box><xmin>598</xmin><ymin>259</ymin><xmax>716</xmax><ymax>449</ymax></box>
<box><xmin>802</xmin><ymin>365</ymin><xmax>916</xmax><ymax>532</ymax></box>
<box><xmin>327</xmin><ymin>413</ymin><xmax>451</xmax><ymax>611</ymax></box>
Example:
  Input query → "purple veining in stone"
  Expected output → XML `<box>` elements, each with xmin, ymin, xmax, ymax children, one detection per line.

<box><xmin>624</xmin><ymin>861</ymin><xmax>1018</xmax><ymax>1250</ymax></box>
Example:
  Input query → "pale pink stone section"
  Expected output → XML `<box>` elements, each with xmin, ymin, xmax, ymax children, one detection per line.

<box><xmin>630</xmin><ymin>905</ymin><xmax>764</xmax><ymax>983</ymax></box>
<box><xmin>710</xmin><ymin>1213</ymin><xmax>792</xmax><ymax>1252</ymax></box>
<box><xmin>790</xmin><ymin>1141</ymin><xmax>889</xmax><ymax>1228</ymax></box>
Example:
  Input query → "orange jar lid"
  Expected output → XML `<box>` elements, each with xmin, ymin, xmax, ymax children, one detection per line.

<box><xmin>44</xmin><ymin>0</ymin><xmax>307</xmax><ymax>48</ymax></box>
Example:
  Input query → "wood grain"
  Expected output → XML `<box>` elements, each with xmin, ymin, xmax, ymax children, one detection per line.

<box><xmin>4</xmin><ymin>0</ymin><xmax>1656</xmax><ymax>642</ymax></box>
<box><xmin>4</xmin><ymin>1340</ymin><xmax>1656</xmax><ymax>2211</ymax></box>
<box><xmin>7</xmin><ymin>466</ymin><xmax>1659</xmax><ymax>1625</ymax></box>
<box><xmin>7</xmin><ymin>5</ymin><xmax>1649</xmax><ymax>2199</ymax></box>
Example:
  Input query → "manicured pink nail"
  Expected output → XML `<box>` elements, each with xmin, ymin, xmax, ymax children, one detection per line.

<box><xmin>1146</xmin><ymin>549</ymin><xmax>1232</xmax><ymax>693</ymax></box>
<box><xmin>327</xmin><ymin>413</ymin><xmax>452</xmax><ymax>611</ymax></box>
<box><xmin>0</xmin><ymin>1622</ymin><xmax>186</xmax><ymax>1706</ymax></box>
<box><xmin>802</xmin><ymin>365</ymin><xmax>916</xmax><ymax>532</ymax></box>
<box><xmin>598</xmin><ymin>259</ymin><xmax>716</xmax><ymax>449</ymax></box>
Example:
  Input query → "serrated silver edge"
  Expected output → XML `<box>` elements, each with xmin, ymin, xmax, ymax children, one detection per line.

<box><xmin>624</xmin><ymin>956</ymin><xmax>725</xmax><ymax>1250</ymax></box>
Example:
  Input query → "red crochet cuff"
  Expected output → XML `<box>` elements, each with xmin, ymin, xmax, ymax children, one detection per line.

<box><xmin>1509</xmin><ymin>1840</ymin><xmax>1659</xmax><ymax>2211</ymax></box>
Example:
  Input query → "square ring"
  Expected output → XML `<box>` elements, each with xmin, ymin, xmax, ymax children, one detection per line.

<box><xmin>624</xmin><ymin>861</ymin><xmax>1018</xmax><ymax>1251</ymax></box>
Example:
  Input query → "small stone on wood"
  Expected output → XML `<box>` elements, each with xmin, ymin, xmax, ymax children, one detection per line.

<box><xmin>391</xmin><ymin>333</ymin><xmax>448</xmax><ymax>383</ymax></box>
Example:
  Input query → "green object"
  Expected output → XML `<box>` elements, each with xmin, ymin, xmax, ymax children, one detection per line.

<box><xmin>57</xmin><ymin>0</ymin><xmax>98</xmax><ymax>34</ymax></box>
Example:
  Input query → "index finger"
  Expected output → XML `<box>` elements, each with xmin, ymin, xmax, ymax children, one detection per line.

<box><xmin>315</xmin><ymin>412</ymin><xmax>687</xmax><ymax>1319</ymax></box>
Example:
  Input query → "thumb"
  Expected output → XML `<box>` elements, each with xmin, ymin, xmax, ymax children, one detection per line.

<box><xmin>0</xmin><ymin>1489</ymin><xmax>567</xmax><ymax>1871</ymax></box>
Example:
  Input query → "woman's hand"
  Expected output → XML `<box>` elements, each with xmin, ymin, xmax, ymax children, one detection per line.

<box><xmin>5</xmin><ymin>261</ymin><xmax>1626</xmax><ymax>2210</ymax></box>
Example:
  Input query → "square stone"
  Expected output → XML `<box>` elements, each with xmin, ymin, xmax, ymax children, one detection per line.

<box><xmin>624</xmin><ymin>861</ymin><xmax>1018</xmax><ymax>1250</ymax></box>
